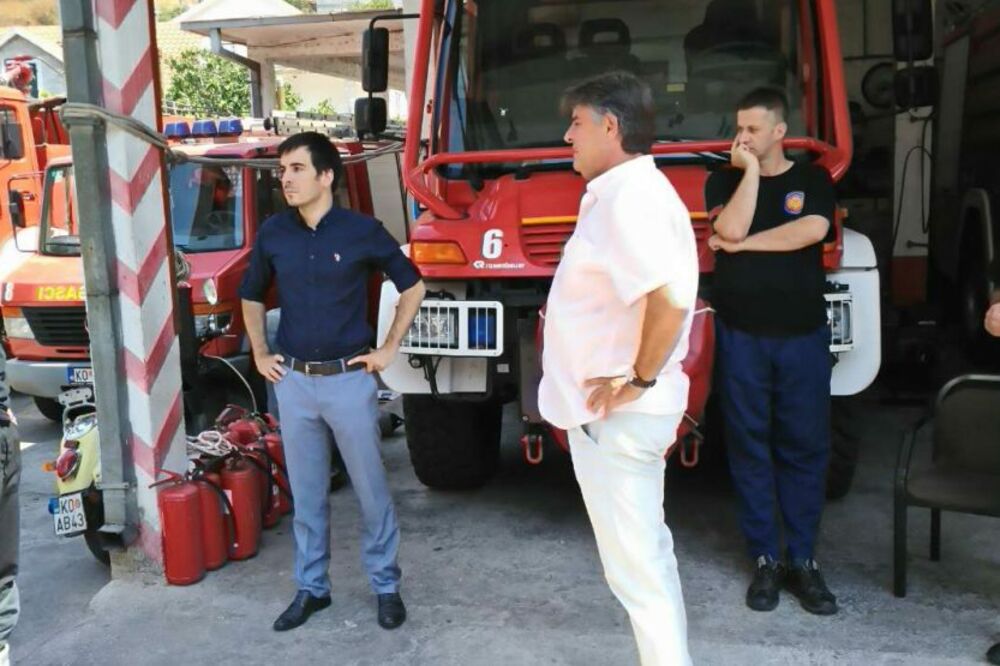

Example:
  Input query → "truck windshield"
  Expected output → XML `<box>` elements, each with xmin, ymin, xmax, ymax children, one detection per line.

<box><xmin>40</xmin><ymin>164</ymin><xmax>80</xmax><ymax>256</ymax></box>
<box><xmin>443</xmin><ymin>0</ymin><xmax>810</xmax><ymax>157</ymax></box>
<box><xmin>169</xmin><ymin>162</ymin><xmax>244</xmax><ymax>253</ymax></box>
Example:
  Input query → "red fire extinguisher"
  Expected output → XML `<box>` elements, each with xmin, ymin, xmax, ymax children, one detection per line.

<box><xmin>191</xmin><ymin>471</ymin><xmax>232</xmax><ymax>571</ymax></box>
<box><xmin>220</xmin><ymin>458</ymin><xmax>261</xmax><ymax>560</ymax></box>
<box><xmin>246</xmin><ymin>441</ymin><xmax>289</xmax><ymax>528</ymax></box>
<box><xmin>152</xmin><ymin>471</ymin><xmax>205</xmax><ymax>586</ymax></box>
<box><xmin>264</xmin><ymin>432</ymin><xmax>293</xmax><ymax>516</ymax></box>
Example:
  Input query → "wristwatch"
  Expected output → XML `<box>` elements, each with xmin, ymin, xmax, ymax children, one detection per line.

<box><xmin>628</xmin><ymin>371</ymin><xmax>657</xmax><ymax>390</ymax></box>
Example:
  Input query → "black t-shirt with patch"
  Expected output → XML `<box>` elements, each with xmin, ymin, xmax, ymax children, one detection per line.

<box><xmin>705</xmin><ymin>162</ymin><xmax>835</xmax><ymax>337</ymax></box>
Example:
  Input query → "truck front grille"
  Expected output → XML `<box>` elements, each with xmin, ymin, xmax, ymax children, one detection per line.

<box><xmin>23</xmin><ymin>306</ymin><xmax>89</xmax><ymax>347</ymax></box>
<box><xmin>520</xmin><ymin>223</ymin><xmax>574</xmax><ymax>267</ymax></box>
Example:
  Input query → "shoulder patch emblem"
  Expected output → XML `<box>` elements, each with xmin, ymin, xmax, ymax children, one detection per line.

<box><xmin>784</xmin><ymin>191</ymin><xmax>805</xmax><ymax>215</ymax></box>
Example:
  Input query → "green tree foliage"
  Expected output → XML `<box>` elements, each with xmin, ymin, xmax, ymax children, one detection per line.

<box><xmin>348</xmin><ymin>0</ymin><xmax>396</xmax><ymax>9</ymax></box>
<box><xmin>309</xmin><ymin>99</ymin><xmax>337</xmax><ymax>115</ymax></box>
<box><xmin>165</xmin><ymin>49</ymin><xmax>250</xmax><ymax>116</ymax></box>
<box><xmin>278</xmin><ymin>82</ymin><xmax>303</xmax><ymax>111</ymax></box>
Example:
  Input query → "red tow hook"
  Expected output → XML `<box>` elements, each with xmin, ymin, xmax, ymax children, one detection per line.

<box><xmin>520</xmin><ymin>434</ymin><xmax>544</xmax><ymax>465</ymax></box>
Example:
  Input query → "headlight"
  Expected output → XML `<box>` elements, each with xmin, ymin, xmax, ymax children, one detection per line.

<box><xmin>64</xmin><ymin>413</ymin><xmax>97</xmax><ymax>440</ymax></box>
<box><xmin>2</xmin><ymin>315</ymin><xmax>34</xmax><ymax>340</ymax></box>
<box><xmin>202</xmin><ymin>278</ymin><xmax>219</xmax><ymax>306</ymax></box>
<box><xmin>194</xmin><ymin>312</ymin><xmax>233</xmax><ymax>338</ymax></box>
<box><xmin>406</xmin><ymin>309</ymin><xmax>459</xmax><ymax>348</ymax></box>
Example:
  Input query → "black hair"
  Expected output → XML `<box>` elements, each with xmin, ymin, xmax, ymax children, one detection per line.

<box><xmin>736</xmin><ymin>87</ymin><xmax>789</xmax><ymax>123</ymax></box>
<box><xmin>277</xmin><ymin>131</ymin><xmax>345</xmax><ymax>192</ymax></box>
<box><xmin>560</xmin><ymin>71</ymin><xmax>655</xmax><ymax>154</ymax></box>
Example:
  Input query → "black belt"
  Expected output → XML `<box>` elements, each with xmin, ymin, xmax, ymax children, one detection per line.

<box><xmin>285</xmin><ymin>349</ymin><xmax>368</xmax><ymax>377</ymax></box>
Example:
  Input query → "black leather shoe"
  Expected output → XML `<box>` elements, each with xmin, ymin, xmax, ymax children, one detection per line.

<box><xmin>746</xmin><ymin>555</ymin><xmax>784</xmax><ymax>611</ymax></box>
<box><xmin>785</xmin><ymin>559</ymin><xmax>838</xmax><ymax>616</ymax></box>
<box><xmin>987</xmin><ymin>642</ymin><xmax>1000</xmax><ymax>665</ymax></box>
<box><xmin>273</xmin><ymin>590</ymin><xmax>331</xmax><ymax>631</ymax></box>
<box><xmin>377</xmin><ymin>592</ymin><xmax>406</xmax><ymax>629</ymax></box>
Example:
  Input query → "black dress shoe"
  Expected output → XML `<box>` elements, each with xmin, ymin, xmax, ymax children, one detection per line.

<box><xmin>273</xmin><ymin>590</ymin><xmax>331</xmax><ymax>631</ymax></box>
<box><xmin>987</xmin><ymin>642</ymin><xmax>1000</xmax><ymax>665</ymax></box>
<box><xmin>746</xmin><ymin>555</ymin><xmax>784</xmax><ymax>612</ymax></box>
<box><xmin>785</xmin><ymin>559</ymin><xmax>838</xmax><ymax>616</ymax></box>
<box><xmin>377</xmin><ymin>592</ymin><xmax>406</xmax><ymax>629</ymax></box>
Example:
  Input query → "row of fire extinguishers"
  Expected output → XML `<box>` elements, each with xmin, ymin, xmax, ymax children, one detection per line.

<box><xmin>151</xmin><ymin>405</ymin><xmax>292</xmax><ymax>585</ymax></box>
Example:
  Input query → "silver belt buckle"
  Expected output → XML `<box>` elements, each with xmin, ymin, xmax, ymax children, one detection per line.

<box><xmin>303</xmin><ymin>361</ymin><xmax>313</xmax><ymax>376</ymax></box>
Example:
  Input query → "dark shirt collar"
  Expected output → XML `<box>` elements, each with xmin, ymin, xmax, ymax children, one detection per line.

<box><xmin>292</xmin><ymin>203</ymin><xmax>338</xmax><ymax>231</ymax></box>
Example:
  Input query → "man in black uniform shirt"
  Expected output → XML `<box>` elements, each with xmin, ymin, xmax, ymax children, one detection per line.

<box><xmin>706</xmin><ymin>88</ymin><xmax>838</xmax><ymax>616</ymax></box>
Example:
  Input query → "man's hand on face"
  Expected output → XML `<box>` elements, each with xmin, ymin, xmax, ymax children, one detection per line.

<box><xmin>584</xmin><ymin>375</ymin><xmax>645</xmax><ymax>417</ymax></box>
<box><xmin>730</xmin><ymin>137</ymin><xmax>759</xmax><ymax>172</ymax></box>
<box><xmin>254</xmin><ymin>352</ymin><xmax>286</xmax><ymax>383</ymax></box>
<box><xmin>348</xmin><ymin>345</ymin><xmax>397</xmax><ymax>374</ymax></box>
<box><xmin>985</xmin><ymin>303</ymin><xmax>1000</xmax><ymax>337</ymax></box>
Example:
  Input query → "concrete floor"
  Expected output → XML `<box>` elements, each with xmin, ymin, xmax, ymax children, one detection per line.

<box><xmin>6</xmin><ymin>385</ymin><xmax>1000</xmax><ymax>665</ymax></box>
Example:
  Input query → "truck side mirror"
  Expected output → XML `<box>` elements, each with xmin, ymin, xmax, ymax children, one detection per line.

<box><xmin>892</xmin><ymin>0</ymin><xmax>933</xmax><ymax>62</ymax></box>
<box><xmin>0</xmin><ymin>121</ymin><xmax>25</xmax><ymax>160</ymax></box>
<box><xmin>7</xmin><ymin>190</ymin><xmax>25</xmax><ymax>229</ymax></box>
<box><xmin>894</xmin><ymin>65</ymin><xmax>938</xmax><ymax>109</ymax></box>
<box><xmin>362</xmin><ymin>27</ymin><xmax>390</xmax><ymax>93</ymax></box>
<box><xmin>354</xmin><ymin>97</ymin><xmax>387</xmax><ymax>138</ymax></box>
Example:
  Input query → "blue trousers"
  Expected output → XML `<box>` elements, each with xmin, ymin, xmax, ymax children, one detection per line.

<box><xmin>274</xmin><ymin>368</ymin><xmax>401</xmax><ymax>596</ymax></box>
<box><xmin>716</xmin><ymin>320</ymin><xmax>831</xmax><ymax>562</ymax></box>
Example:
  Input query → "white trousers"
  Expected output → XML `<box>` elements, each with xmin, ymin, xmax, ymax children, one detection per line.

<box><xmin>569</xmin><ymin>411</ymin><xmax>692</xmax><ymax>666</ymax></box>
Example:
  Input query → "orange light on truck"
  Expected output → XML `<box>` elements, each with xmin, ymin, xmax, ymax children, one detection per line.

<box><xmin>412</xmin><ymin>241</ymin><xmax>467</xmax><ymax>265</ymax></box>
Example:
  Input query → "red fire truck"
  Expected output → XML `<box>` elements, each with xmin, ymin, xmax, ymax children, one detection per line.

<box><xmin>0</xmin><ymin>119</ymin><xmax>379</xmax><ymax>421</ymax></box>
<box><xmin>0</xmin><ymin>65</ymin><xmax>69</xmax><ymax>270</ymax></box>
<box><xmin>364</xmin><ymin>0</ymin><xmax>880</xmax><ymax>490</ymax></box>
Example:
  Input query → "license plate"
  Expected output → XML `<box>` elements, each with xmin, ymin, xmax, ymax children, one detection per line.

<box><xmin>67</xmin><ymin>367</ymin><xmax>93</xmax><ymax>384</ymax></box>
<box><xmin>53</xmin><ymin>492</ymin><xmax>88</xmax><ymax>536</ymax></box>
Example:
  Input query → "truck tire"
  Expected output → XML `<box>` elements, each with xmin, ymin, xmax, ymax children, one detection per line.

<box><xmin>402</xmin><ymin>395</ymin><xmax>502</xmax><ymax>489</ymax></box>
<box><xmin>34</xmin><ymin>396</ymin><xmax>64</xmax><ymax>422</ymax></box>
<box><xmin>826</xmin><ymin>398</ymin><xmax>860</xmax><ymax>500</ymax></box>
<box><xmin>959</xmin><ymin>241</ymin><xmax>989</xmax><ymax>349</ymax></box>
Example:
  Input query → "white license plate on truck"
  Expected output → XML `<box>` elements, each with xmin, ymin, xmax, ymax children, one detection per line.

<box><xmin>67</xmin><ymin>367</ymin><xmax>93</xmax><ymax>384</ymax></box>
<box><xmin>53</xmin><ymin>492</ymin><xmax>87</xmax><ymax>536</ymax></box>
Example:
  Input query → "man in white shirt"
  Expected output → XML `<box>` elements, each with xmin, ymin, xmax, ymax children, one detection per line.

<box><xmin>539</xmin><ymin>71</ymin><xmax>699</xmax><ymax>666</ymax></box>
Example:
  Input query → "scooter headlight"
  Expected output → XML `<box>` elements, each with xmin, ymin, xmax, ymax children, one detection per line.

<box><xmin>64</xmin><ymin>413</ymin><xmax>97</xmax><ymax>440</ymax></box>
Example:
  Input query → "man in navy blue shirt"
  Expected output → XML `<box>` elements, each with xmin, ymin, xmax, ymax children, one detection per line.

<box><xmin>240</xmin><ymin>132</ymin><xmax>425</xmax><ymax>632</ymax></box>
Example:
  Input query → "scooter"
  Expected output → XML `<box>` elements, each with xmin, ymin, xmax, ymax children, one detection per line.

<box><xmin>44</xmin><ymin>384</ymin><xmax>107</xmax><ymax>564</ymax></box>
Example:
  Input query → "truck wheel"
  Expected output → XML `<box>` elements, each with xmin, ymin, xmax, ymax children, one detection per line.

<box><xmin>826</xmin><ymin>398</ymin><xmax>860</xmax><ymax>500</ymax></box>
<box><xmin>34</xmin><ymin>397</ymin><xmax>64</xmax><ymax>422</ymax></box>
<box><xmin>83</xmin><ymin>529</ymin><xmax>111</xmax><ymax>566</ymax></box>
<box><xmin>959</xmin><ymin>248</ymin><xmax>989</xmax><ymax>348</ymax></box>
<box><xmin>402</xmin><ymin>395</ymin><xmax>502</xmax><ymax>489</ymax></box>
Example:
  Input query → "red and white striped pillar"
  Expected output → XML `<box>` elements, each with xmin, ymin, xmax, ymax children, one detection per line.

<box><xmin>92</xmin><ymin>0</ymin><xmax>184</xmax><ymax>568</ymax></box>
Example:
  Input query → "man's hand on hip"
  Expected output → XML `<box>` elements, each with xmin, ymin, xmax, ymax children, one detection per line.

<box><xmin>254</xmin><ymin>352</ymin><xmax>286</xmax><ymax>383</ymax></box>
<box><xmin>348</xmin><ymin>345</ymin><xmax>397</xmax><ymax>374</ymax></box>
<box><xmin>585</xmin><ymin>376</ymin><xmax>644</xmax><ymax>417</ymax></box>
<box><xmin>985</xmin><ymin>303</ymin><xmax>1000</xmax><ymax>337</ymax></box>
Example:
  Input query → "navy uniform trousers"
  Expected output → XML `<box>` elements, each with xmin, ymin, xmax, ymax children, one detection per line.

<box><xmin>716</xmin><ymin>320</ymin><xmax>831</xmax><ymax>562</ymax></box>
